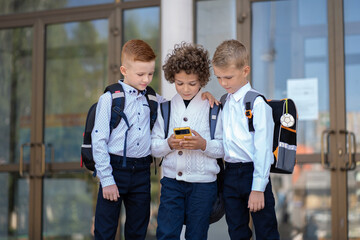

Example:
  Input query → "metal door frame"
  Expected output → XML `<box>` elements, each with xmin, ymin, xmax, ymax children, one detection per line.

<box><xmin>0</xmin><ymin>1</ymin><xmax>160</xmax><ymax>239</ymax></box>
<box><xmin>239</xmin><ymin>0</ymin><xmax>355</xmax><ymax>239</ymax></box>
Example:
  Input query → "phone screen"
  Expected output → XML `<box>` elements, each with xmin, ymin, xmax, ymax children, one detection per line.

<box><xmin>175</xmin><ymin>129</ymin><xmax>190</xmax><ymax>135</ymax></box>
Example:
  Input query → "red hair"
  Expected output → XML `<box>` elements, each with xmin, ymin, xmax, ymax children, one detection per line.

<box><xmin>121</xmin><ymin>39</ymin><xmax>156</xmax><ymax>63</ymax></box>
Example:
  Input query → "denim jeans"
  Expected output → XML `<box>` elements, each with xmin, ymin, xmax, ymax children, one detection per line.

<box><xmin>156</xmin><ymin>177</ymin><xmax>217</xmax><ymax>240</ymax></box>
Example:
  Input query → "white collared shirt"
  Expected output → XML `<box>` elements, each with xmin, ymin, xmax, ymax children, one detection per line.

<box><xmin>91</xmin><ymin>80</ymin><xmax>165</xmax><ymax>187</ymax></box>
<box><xmin>222</xmin><ymin>82</ymin><xmax>274</xmax><ymax>192</ymax></box>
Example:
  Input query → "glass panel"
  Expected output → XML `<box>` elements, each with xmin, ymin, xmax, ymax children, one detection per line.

<box><xmin>0</xmin><ymin>0</ymin><xmax>113</xmax><ymax>16</ymax></box>
<box><xmin>252</xmin><ymin>0</ymin><xmax>329</xmax><ymax>154</ymax></box>
<box><xmin>0</xmin><ymin>27</ymin><xmax>32</xmax><ymax>165</ymax></box>
<box><xmin>43</xmin><ymin>173</ymin><xmax>97</xmax><ymax>239</ymax></box>
<box><xmin>252</xmin><ymin>1</ymin><xmax>331</xmax><ymax>239</ymax></box>
<box><xmin>0</xmin><ymin>26</ymin><xmax>31</xmax><ymax>240</ymax></box>
<box><xmin>0</xmin><ymin>173</ymin><xmax>30</xmax><ymax>240</ymax></box>
<box><xmin>122</xmin><ymin>7</ymin><xmax>160</xmax><ymax>239</ymax></box>
<box><xmin>122</xmin><ymin>6</ymin><xmax>160</xmax><ymax>91</ymax></box>
<box><xmin>196</xmin><ymin>0</ymin><xmax>236</xmax><ymax>99</ymax></box>
<box><xmin>271</xmin><ymin>164</ymin><xmax>331</xmax><ymax>240</ymax></box>
<box><xmin>344</xmin><ymin>0</ymin><xmax>360</xmax><ymax>238</ymax></box>
<box><xmin>44</xmin><ymin>19</ymin><xmax>108</xmax><ymax>163</ymax></box>
<box><xmin>44</xmin><ymin>20</ymin><xmax>107</xmax><ymax>239</ymax></box>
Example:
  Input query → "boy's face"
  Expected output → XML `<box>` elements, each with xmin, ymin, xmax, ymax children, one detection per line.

<box><xmin>174</xmin><ymin>71</ymin><xmax>201</xmax><ymax>100</ymax></box>
<box><xmin>213</xmin><ymin>64</ymin><xmax>250</xmax><ymax>94</ymax></box>
<box><xmin>120</xmin><ymin>60</ymin><xmax>155</xmax><ymax>91</ymax></box>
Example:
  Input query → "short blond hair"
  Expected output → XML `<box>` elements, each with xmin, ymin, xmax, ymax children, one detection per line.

<box><xmin>212</xmin><ymin>39</ymin><xmax>249</xmax><ymax>69</ymax></box>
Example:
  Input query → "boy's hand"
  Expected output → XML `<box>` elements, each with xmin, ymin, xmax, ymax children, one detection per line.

<box><xmin>103</xmin><ymin>184</ymin><xmax>120</xmax><ymax>201</ymax></box>
<box><xmin>201</xmin><ymin>91</ymin><xmax>220</xmax><ymax>108</ymax></box>
<box><xmin>248</xmin><ymin>191</ymin><xmax>265</xmax><ymax>212</ymax></box>
<box><xmin>167</xmin><ymin>134</ymin><xmax>184</xmax><ymax>150</ymax></box>
<box><xmin>182</xmin><ymin>130</ymin><xmax>206</xmax><ymax>151</ymax></box>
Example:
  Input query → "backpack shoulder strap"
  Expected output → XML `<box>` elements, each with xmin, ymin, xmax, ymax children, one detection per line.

<box><xmin>160</xmin><ymin>101</ymin><xmax>171</xmax><ymax>138</ymax></box>
<box><xmin>104</xmin><ymin>83</ymin><xmax>126</xmax><ymax>133</ymax></box>
<box><xmin>243</xmin><ymin>89</ymin><xmax>267</xmax><ymax>132</ymax></box>
<box><xmin>145</xmin><ymin>86</ymin><xmax>158</xmax><ymax>130</ymax></box>
<box><xmin>220</xmin><ymin>93</ymin><xmax>228</xmax><ymax>108</ymax></box>
<box><xmin>209</xmin><ymin>104</ymin><xmax>221</xmax><ymax>140</ymax></box>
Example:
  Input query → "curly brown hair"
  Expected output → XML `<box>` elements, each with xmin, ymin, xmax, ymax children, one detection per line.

<box><xmin>162</xmin><ymin>42</ymin><xmax>210</xmax><ymax>87</ymax></box>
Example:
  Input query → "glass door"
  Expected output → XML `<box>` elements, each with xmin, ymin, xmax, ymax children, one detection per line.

<box><xmin>42</xmin><ymin>19</ymin><xmax>109</xmax><ymax>239</ymax></box>
<box><xmin>344</xmin><ymin>0</ymin><xmax>360</xmax><ymax>238</ymax></box>
<box><xmin>250</xmin><ymin>0</ymin><xmax>359</xmax><ymax>239</ymax></box>
<box><xmin>251</xmin><ymin>0</ymin><xmax>337</xmax><ymax>239</ymax></box>
<box><xmin>0</xmin><ymin>27</ymin><xmax>33</xmax><ymax>240</ymax></box>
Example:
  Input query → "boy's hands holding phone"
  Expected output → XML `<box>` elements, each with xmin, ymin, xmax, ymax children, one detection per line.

<box><xmin>168</xmin><ymin>128</ymin><xmax>206</xmax><ymax>151</ymax></box>
<box><xmin>167</xmin><ymin>135</ymin><xmax>184</xmax><ymax>150</ymax></box>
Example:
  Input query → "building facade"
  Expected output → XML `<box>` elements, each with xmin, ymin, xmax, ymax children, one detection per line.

<box><xmin>0</xmin><ymin>0</ymin><xmax>359</xmax><ymax>239</ymax></box>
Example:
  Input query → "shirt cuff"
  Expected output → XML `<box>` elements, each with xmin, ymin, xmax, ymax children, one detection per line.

<box><xmin>100</xmin><ymin>175</ymin><xmax>116</xmax><ymax>188</ymax></box>
<box><xmin>251</xmin><ymin>177</ymin><xmax>269</xmax><ymax>192</ymax></box>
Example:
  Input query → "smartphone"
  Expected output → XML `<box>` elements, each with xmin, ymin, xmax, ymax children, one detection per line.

<box><xmin>173</xmin><ymin>127</ymin><xmax>192</xmax><ymax>139</ymax></box>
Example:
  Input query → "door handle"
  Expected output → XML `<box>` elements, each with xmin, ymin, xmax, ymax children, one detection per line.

<box><xmin>339</xmin><ymin>130</ymin><xmax>357</xmax><ymax>171</ymax></box>
<box><xmin>19</xmin><ymin>142</ymin><xmax>32</xmax><ymax>176</ymax></box>
<box><xmin>40</xmin><ymin>143</ymin><xmax>46</xmax><ymax>176</ymax></box>
<box><xmin>321</xmin><ymin>130</ymin><xmax>336</xmax><ymax>170</ymax></box>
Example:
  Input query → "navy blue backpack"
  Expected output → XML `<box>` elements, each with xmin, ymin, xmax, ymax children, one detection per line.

<box><xmin>81</xmin><ymin>83</ymin><xmax>158</xmax><ymax>174</ymax></box>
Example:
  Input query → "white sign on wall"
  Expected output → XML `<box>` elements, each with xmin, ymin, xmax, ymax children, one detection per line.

<box><xmin>287</xmin><ymin>78</ymin><xmax>319</xmax><ymax>121</ymax></box>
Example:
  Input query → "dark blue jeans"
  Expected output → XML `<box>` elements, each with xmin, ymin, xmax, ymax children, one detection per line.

<box><xmin>94</xmin><ymin>155</ymin><xmax>152</xmax><ymax>240</ymax></box>
<box><xmin>156</xmin><ymin>177</ymin><xmax>217</xmax><ymax>240</ymax></box>
<box><xmin>223</xmin><ymin>162</ymin><xmax>279</xmax><ymax>240</ymax></box>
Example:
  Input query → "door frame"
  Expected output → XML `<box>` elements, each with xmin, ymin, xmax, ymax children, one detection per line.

<box><xmin>240</xmin><ymin>0</ymin><xmax>355</xmax><ymax>239</ymax></box>
<box><xmin>0</xmin><ymin>1</ymin><xmax>160</xmax><ymax>239</ymax></box>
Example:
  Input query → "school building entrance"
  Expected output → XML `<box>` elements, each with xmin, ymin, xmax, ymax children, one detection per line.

<box><xmin>0</xmin><ymin>0</ymin><xmax>359</xmax><ymax>239</ymax></box>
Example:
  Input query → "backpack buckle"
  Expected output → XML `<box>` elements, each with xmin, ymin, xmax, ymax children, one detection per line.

<box><xmin>245</xmin><ymin>110</ymin><xmax>252</xmax><ymax>119</ymax></box>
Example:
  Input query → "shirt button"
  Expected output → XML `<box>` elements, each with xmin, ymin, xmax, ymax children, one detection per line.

<box><xmin>139</xmin><ymin>128</ymin><xmax>141</xmax><ymax>130</ymax></box>
<box><xmin>178</xmin><ymin>151</ymin><xmax>183</xmax><ymax>156</ymax></box>
<box><xmin>178</xmin><ymin>172</ymin><xmax>183</xmax><ymax>176</ymax></box>
<box><xmin>183</xmin><ymin>117</ymin><xmax>188</xmax><ymax>122</ymax></box>
<box><xmin>138</xmin><ymin>112</ymin><xmax>140</xmax><ymax>115</ymax></box>
<box><xmin>137</xmin><ymin>143</ymin><xmax>139</xmax><ymax>146</ymax></box>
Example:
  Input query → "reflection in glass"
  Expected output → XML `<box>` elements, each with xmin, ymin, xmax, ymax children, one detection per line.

<box><xmin>43</xmin><ymin>173</ymin><xmax>97</xmax><ymax>239</ymax></box>
<box><xmin>271</xmin><ymin>164</ymin><xmax>331</xmax><ymax>240</ymax></box>
<box><xmin>344</xmin><ymin>0</ymin><xmax>360</xmax><ymax>238</ymax></box>
<box><xmin>0</xmin><ymin>28</ymin><xmax>32</xmax><ymax>165</ymax></box>
<box><xmin>0</xmin><ymin>173</ymin><xmax>30</xmax><ymax>239</ymax></box>
<box><xmin>45</xmin><ymin>19</ymin><xmax>108</xmax><ymax>163</ymax></box>
<box><xmin>196</xmin><ymin>0</ymin><xmax>236</xmax><ymax>99</ymax></box>
<box><xmin>252</xmin><ymin>1</ymin><xmax>329</xmax><ymax>154</ymax></box>
<box><xmin>252</xmin><ymin>1</ymin><xmax>331</xmax><ymax>239</ymax></box>
<box><xmin>0</xmin><ymin>0</ymin><xmax>113</xmax><ymax>15</ymax></box>
<box><xmin>123</xmin><ymin>7</ymin><xmax>160</xmax><ymax>92</ymax></box>
<box><xmin>0</xmin><ymin>26</ymin><xmax>32</xmax><ymax>238</ymax></box>
<box><xmin>122</xmin><ymin>7</ymin><xmax>160</xmax><ymax>239</ymax></box>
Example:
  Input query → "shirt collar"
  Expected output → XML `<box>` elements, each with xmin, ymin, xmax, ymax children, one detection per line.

<box><xmin>118</xmin><ymin>80</ymin><xmax>147</xmax><ymax>96</ymax></box>
<box><xmin>231</xmin><ymin>82</ymin><xmax>251</xmax><ymax>102</ymax></box>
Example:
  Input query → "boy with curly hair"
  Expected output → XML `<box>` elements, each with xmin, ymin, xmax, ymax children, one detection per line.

<box><xmin>151</xmin><ymin>42</ymin><xmax>224</xmax><ymax>240</ymax></box>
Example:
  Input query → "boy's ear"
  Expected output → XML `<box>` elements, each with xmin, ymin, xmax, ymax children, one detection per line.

<box><xmin>120</xmin><ymin>65</ymin><xmax>126</xmax><ymax>76</ymax></box>
<box><xmin>243</xmin><ymin>65</ymin><xmax>250</xmax><ymax>77</ymax></box>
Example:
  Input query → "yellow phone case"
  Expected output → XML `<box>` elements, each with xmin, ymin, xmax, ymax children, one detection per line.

<box><xmin>173</xmin><ymin>127</ymin><xmax>192</xmax><ymax>139</ymax></box>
